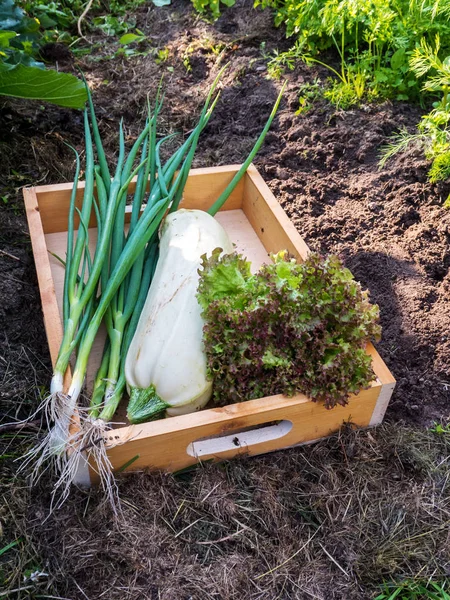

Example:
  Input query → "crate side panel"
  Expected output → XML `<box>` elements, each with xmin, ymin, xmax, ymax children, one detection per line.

<box><xmin>179</xmin><ymin>165</ymin><xmax>243</xmax><ymax>211</ymax></box>
<box><xmin>215</xmin><ymin>210</ymin><xmax>270</xmax><ymax>270</ymax></box>
<box><xmin>104</xmin><ymin>384</ymin><xmax>381</xmax><ymax>475</ymax></box>
<box><xmin>37</xmin><ymin>182</ymin><xmax>93</xmax><ymax>235</ymax></box>
<box><xmin>24</xmin><ymin>189</ymin><xmax>68</xmax><ymax>378</ymax></box>
<box><xmin>37</xmin><ymin>166</ymin><xmax>244</xmax><ymax>234</ymax></box>
<box><xmin>369</xmin><ymin>381</ymin><xmax>395</xmax><ymax>426</ymax></box>
<box><xmin>366</xmin><ymin>343</ymin><xmax>396</xmax><ymax>425</ymax></box>
<box><xmin>242</xmin><ymin>166</ymin><xmax>310</xmax><ymax>260</ymax></box>
<box><xmin>367</xmin><ymin>343</ymin><xmax>395</xmax><ymax>385</ymax></box>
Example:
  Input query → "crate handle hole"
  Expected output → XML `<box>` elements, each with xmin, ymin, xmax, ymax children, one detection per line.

<box><xmin>186</xmin><ymin>419</ymin><xmax>293</xmax><ymax>458</ymax></box>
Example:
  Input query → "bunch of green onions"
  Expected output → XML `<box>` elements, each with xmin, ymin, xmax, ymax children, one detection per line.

<box><xmin>28</xmin><ymin>70</ymin><xmax>285</xmax><ymax>503</ymax></box>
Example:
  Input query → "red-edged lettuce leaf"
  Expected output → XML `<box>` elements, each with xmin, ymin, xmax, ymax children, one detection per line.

<box><xmin>197</xmin><ymin>251</ymin><xmax>381</xmax><ymax>409</ymax></box>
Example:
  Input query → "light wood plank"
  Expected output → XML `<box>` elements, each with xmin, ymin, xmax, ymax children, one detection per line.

<box><xmin>366</xmin><ymin>344</ymin><xmax>395</xmax><ymax>425</ymax></box>
<box><xmin>178</xmin><ymin>164</ymin><xmax>244</xmax><ymax>212</ymax></box>
<box><xmin>369</xmin><ymin>381</ymin><xmax>396</xmax><ymax>426</ymax></box>
<box><xmin>366</xmin><ymin>343</ymin><xmax>396</xmax><ymax>385</ymax></box>
<box><xmin>242</xmin><ymin>164</ymin><xmax>310</xmax><ymax>261</ymax></box>
<box><xmin>36</xmin><ymin>165</ymin><xmax>245</xmax><ymax>234</ymax></box>
<box><xmin>214</xmin><ymin>210</ymin><xmax>270</xmax><ymax>270</ymax></box>
<box><xmin>102</xmin><ymin>384</ymin><xmax>382</xmax><ymax>478</ymax></box>
<box><xmin>23</xmin><ymin>188</ymin><xmax>71</xmax><ymax>391</ymax></box>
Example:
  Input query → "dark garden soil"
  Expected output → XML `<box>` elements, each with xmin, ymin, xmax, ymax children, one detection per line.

<box><xmin>1</xmin><ymin>0</ymin><xmax>449</xmax><ymax>598</ymax></box>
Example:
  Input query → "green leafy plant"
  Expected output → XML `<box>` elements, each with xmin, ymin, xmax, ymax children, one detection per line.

<box><xmin>430</xmin><ymin>421</ymin><xmax>450</xmax><ymax>434</ymax></box>
<box><xmin>91</xmin><ymin>14</ymin><xmax>134</xmax><ymax>36</ymax></box>
<box><xmin>191</xmin><ymin>0</ymin><xmax>236</xmax><ymax>20</ymax></box>
<box><xmin>0</xmin><ymin>0</ymin><xmax>86</xmax><ymax>107</ymax></box>
<box><xmin>115</xmin><ymin>29</ymin><xmax>151</xmax><ymax>57</ymax></box>
<box><xmin>155</xmin><ymin>46</ymin><xmax>169</xmax><ymax>63</ymax></box>
<box><xmin>296</xmin><ymin>77</ymin><xmax>324</xmax><ymax>114</ymax></box>
<box><xmin>182</xmin><ymin>44</ymin><xmax>193</xmax><ymax>72</ymax></box>
<box><xmin>1</xmin><ymin>0</ymin><xmax>43</xmax><ymax>68</ymax></box>
<box><xmin>19</xmin><ymin>0</ymin><xmax>149</xmax><ymax>42</ymax></box>
<box><xmin>0</xmin><ymin>63</ymin><xmax>87</xmax><ymax>106</ymax></box>
<box><xmin>302</xmin><ymin>29</ymin><xmax>369</xmax><ymax>109</ymax></box>
<box><xmin>198</xmin><ymin>251</ymin><xmax>380</xmax><ymax>409</ymax></box>
<box><xmin>256</xmin><ymin>0</ymin><xmax>450</xmax><ymax>55</ymax></box>
<box><xmin>256</xmin><ymin>0</ymin><xmax>450</xmax><ymax>107</ymax></box>
<box><xmin>17</xmin><ymin>0</ymin><xmax>78</xmax><ymax>45</ymax></box>
<box><xmin>380</xmin><ymin>35</ymin><xmax>450</xmax><ymax>198</ymax></box>
<box><xmin>374</xmin><ymin>579</ymin><xmax>450</xmax><ymax>599</ymax></box>
<box><xmin>262</xmin><ymin>39</ymin><xmax>304</xmax><ymax>79</ymax></box>
<box><xmin>119</xmin><ymin>31</ymin><xmax>145</xmax><ymax>45</ymax></box>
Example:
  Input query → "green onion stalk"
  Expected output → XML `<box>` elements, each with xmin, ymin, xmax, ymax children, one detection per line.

<box><xmin>100</xmin><ymin>117</ymin><xmax>162</xmax><ymax>411</ymax></box>
<box><xmin>50</xmin><ymin>157</ymin><xmax>155</xmax><ymax>449</ymax></box>
<box><xmin>23</xmin><ymin>106</ymin><xmax>100</xmax><ymax>477</ymax></box>
<box><xmin>54</xmin><ymin>245</ymin><xmax>160</xmax><ymax>510</ymax></box>
<box><xmin>91</xmin><ymin>242</ymin><xmax>159</xmax><ymax>421</ymax></box>
<box><xmin>26</xmin><ymin>87</ymin><xmax>158</xmax><ymax>481</ymax></box>
<box><xmin>48</xmin><ymin>127</ymin><xmax>153</xmax><ymax>434</ymax></box>
<box><xmin>49</xmin><ymin>110</ymin><xmax>94</xmax><ymax>401</ymax></box>
<box><xmin>54</xmin><ymin>169</ymin><xmax>200</xmax><ymax>505</ymax></box>
<box><xmin>47</xmin><ymin>100</ymin><xmax>151</xmax><ymax>411</ymax></box>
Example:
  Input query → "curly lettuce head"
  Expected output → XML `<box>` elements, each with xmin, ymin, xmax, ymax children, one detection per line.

<box><xmin>197</xmin><ymin>251</ymin><xmax>381</xmax><ymax>409</ymax></box>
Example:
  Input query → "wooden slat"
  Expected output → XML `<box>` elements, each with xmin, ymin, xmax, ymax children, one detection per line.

<box><xmin>36</xmin><ymin>165</ymin><xmax>245</xmax><ymax>234</ymax></box>
<box><xmin>102</xmin><ymin>383</ymin><xmax>382</xmax><ymax>479</ymax></box>
<box><xmin>366</xmin><ymin>343</ymin><xmax>396</xmax><ymax>426</ymax></box>
<box><xmin>36</xmin><ymin>181</ymin><xmax>97</xmax><ymax>235</ymax></box>
<box><xmin>178</xmin><ymin>164</ymin><xmax>244</xmax><ymax>212</ymax></box>
<box><xmin>23</xmin><ymin>187</ymin><xmax>71</xmax><ymax>391</ymax></box>
<box><xmin>242</xmin><ymin>164</ymin><xmax>310</xmax><ymax>261</ymax></box>
<box><xmin>369</xmin><ymin>381</ymin><xmax>395</xmax><ymax>427</ymax></box>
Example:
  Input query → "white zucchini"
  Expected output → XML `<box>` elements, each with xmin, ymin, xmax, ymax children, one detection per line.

<box><xmin>125</xmin><ymin>209</ymin><xmax>233</xmax><ymax>423</ymax></box>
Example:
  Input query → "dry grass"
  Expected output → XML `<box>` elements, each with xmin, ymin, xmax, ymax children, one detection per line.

<box><xmin>2</xmin><ymin>423</ymin><xmax>449</xmax><ymax>599</ymax></box>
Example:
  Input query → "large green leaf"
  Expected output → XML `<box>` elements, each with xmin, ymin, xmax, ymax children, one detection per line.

<box><xmin>0</xmin><ymin>0</ymin><xmax>38</xmax><ymax>35</ymax></box>
<box><xmin>0</xmin><ymin>63</ymin><xmax>87</xmax><ymax>108</ymax></box>
<box><xmin>0</xmin><ymin>30</ymin><xmax>15</xmax><ymax>46</ymax></box>
<box><xmin>0</xmin><ymin>0</ymin><xmax>24</xmax><ymax>31</ymax></box>
<box><xmin>119</xmin><ymin>32</ymin><xmax>143</xmax><ymax>44</ymax></box>
<box><xmin>391</xmin><ymin>48</ymin><xmax>406</xmax><ymax>70</ymax></box>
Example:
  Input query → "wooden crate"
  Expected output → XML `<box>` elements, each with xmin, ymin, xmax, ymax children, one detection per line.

<box><xmin>24</xmin><ymin>164</ymin><xmax>395</xmax><ymax>485</ymax></box>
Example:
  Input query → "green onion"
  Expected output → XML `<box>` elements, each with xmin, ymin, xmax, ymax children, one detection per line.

<box><xmin>208</xmin><ymin>81</ymin><xmax>286</xmax><ymax>216</ymax></box>
<box><xmin>48</xmin><ymin>110</ymin><xmax>95</xmax><ymax>406</ymax></box>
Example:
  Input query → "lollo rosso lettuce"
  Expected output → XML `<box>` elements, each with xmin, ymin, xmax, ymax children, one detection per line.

<box><xmin>197</xmin><ymin>250</ymin><xmax>381</xmax><ymax>409</ymax></box>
